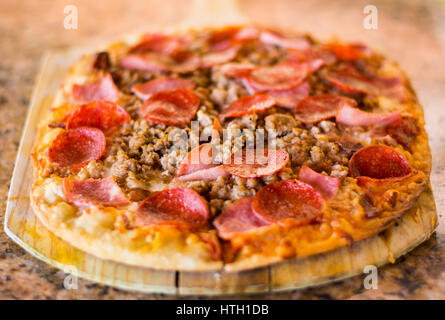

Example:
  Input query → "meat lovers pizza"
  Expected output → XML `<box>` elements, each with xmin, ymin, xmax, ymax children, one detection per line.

<box><xmin>31</xmin><ymin>25</ymin><xmax>432</xmax><ymax>271</ymax></box>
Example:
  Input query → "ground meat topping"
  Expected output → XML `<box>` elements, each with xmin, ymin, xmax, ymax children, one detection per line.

<box><xmin>43</xmin><ymin>25</ymin><xmax>419</xmax><ymax>219</ymax></box>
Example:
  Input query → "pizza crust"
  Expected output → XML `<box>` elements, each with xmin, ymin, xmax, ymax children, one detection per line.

<box><xmin>31</xmin><ymin>178</ymin><xmax>222</xmax><ymax>271</ymax></box>
<box><xmin>30</xmin><ymin>25</ymin><xmax>434</xmax><ymax>272</ymax></box>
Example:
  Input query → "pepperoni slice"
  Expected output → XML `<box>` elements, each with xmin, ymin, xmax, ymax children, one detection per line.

<box><xmin>219</xmin><ymin>94</ymin><xmax>275</xmax><ymax>121</ymax></box>
<box><xmin>131</xmin><ymin>77</ymin><xmax>195</xmax><ymax>100</ymax></box>
<box><xmin>201</xmin><ymin>46</ymin><xmax>239</xmax><ymax>68</ymax></box>
<box><xmin>140</xmin><ymin>89</ymin><xmax>200</xmax><ymax>126</ymax></box>
<box><xmin>176</xmin><ymin>144</ymin><xmax>218</xmax><ymax>177</ymax></box>
<box><xmin>325</xmin><ymin>43</ymin><xmax>373</xmax><ymax>61</ymax></box>
<box><xmin>260</xmin><ymin>30</ymin><xmax>311</xmax><ymax>50</ymax></box>
<box><xmin>213</xmin><ymin>198</ymin><xmax>271</xmax><ymax>239</ymax></box>
<box><xmin>336</xmin><ymin>104</ymin><xmax>401</xmax><ymax>126</ymax></box>
<box><xmin>65</xmin><ymin>101</ymin><xmax>130</xmax><ymax>134</ymax></box>
<box><xmin>294</xmin><ymin>94</ymin><xmax>357</xmax><ymax>124</ymax></box>
<box><xmin>72</xmin><ymin>74</ymin><xmax>119</xmax><ymax>104</ymax></box>
<box><xmin>64</xmin><ymin>176</ymin><xmax>129</xmax><ymax>207</ymax></box>
<box><xmin>349</xmin><ymin>145</ymin><xmax>412</xmax><ymax>180</ymax></box>
<box><xmin>244</xmin><ymin>62</ymin><xmax>310</xmax><ymax>92</ymax></box>
<box><xmin>222</xmin><ymin>149</ymin><xmax>289</xmax><ymax>178</ymax></box>
<box><xmin>135</xmin><ymin>187</ymin><xmax>209</xmax><ymax>229</ymax></box>
<box><xmin>48</xmin><ymin>127</ymin><xmax>106</xmax><ymax>167</ymax></box>
<box><xmin>267</xmin><ymin>82</ymin><xmax>310</xmax><ymax>109</ymax></box>
<box><xmin>252</xmin><ymin>179</ymin><xmax>324</xmax><ymax>224</ymax></box>
<box><xmin>219</xmin><ymin>62</ymin><xmax>256</xmax><ymax>78</ymax></box>
<box><xmin>298</xmin><ymin>166</ymin><xmax>340</xmax><ymax>200</ymax></box>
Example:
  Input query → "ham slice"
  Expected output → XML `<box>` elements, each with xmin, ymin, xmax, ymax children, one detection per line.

<box><xmin>120</xmin><ymin>53</ymin><xmax>200</xmax><ymax>74</ymax></box>
<box><xmin>298</xmin><ymin>166</ymin><xmax>340</xmax><ymax>200</ymax></box>
<box><xmin>294</xmin><ymin>94</ymin><xmax>357</xmax><ymax>124</ymax></box>
<box><xmin>213</xmin><ymin>198</ymin><xmax>271</xmax><ymax>239</ymax></box>
<box><xmin>287</xmin><ymin>47</ymin><xmax>337</xmax><ymax>66</ymax></box>
<box><xmin>176</xmin><ymin>144</ymin><xmax>227</xmax><ymax>181</ymax></box>
<box><xmin>305</xmin><ymin>58</ymin><xmax>325</xmax><ymax>73</ymax></box>
<box><xmin>64</xmin><ymin>177</ymin><xmax>129</xmax><ymax>207</ymax></box>
<box><xmin>129</xmin><ymin>33</ymin><xmax>187</xmax><ymax>56</ymax></box>
<box><xmin>201</xmin><ymin>46</ymin><xmax>239</xmax><ymax>68</ymax></box>
<box><xmin>177</xmin><ymin>166</ymin><xmax>228</xmax><ymax>182</ymax></box>
<box><xmin>72</xmin><ymin>74</ymin><xmax>119</xmax><ymax>104</ymax></box>
<box><xmin>176</xmin><ymin>144</ymin><xmax>217</xmax><ymax>177</ymax></box>
<box><xmin>260</xmin><ymin>30</ymin><xmax>311</xmax><ymax>50</ymax></box>
<box><xmin>267</xmin><ymin>82</ymin><xmax>310</xmax><ymax>109</ymax></box>
<box><xmin>119</xmin><ymin>54</ymin><xmax>169</xmax><ymax>72</ymax></box>
<box><xmin>336</xmin><ymin>104</ymin><xmax>401</xmax><ymax>127</ymax></box>
<box><xmin>131</xmin><ymin>77</ymin><xmax>195</xmax><ymax>100</ymax></box>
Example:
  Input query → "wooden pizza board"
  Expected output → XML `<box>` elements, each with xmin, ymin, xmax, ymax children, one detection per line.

<box><xmin>3</xmin><ymin>43</ymin><xmax>438</xmax><ymax>297</ymax></box>
<box><xmin>3</xmin><ymin>0</ymin><xmax>439</xmax><ymax>295</ymax></box>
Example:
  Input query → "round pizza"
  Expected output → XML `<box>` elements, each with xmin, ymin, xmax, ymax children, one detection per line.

<box><xmin>31</xmin><ymin>25</ymin><xmax>431</xmax><ymax>271</ymax></box>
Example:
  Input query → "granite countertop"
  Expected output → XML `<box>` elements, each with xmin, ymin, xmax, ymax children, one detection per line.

<box><xmin>1</xmin><ymin>0</ymin><xmax>444</xmax><ymax>299</ymax></box>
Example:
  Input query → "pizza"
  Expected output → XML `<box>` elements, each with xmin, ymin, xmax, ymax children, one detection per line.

<box><xmin>31</xmin><ymin>25</ymin><xmax>431</xmax><ymax>271</ymax></box>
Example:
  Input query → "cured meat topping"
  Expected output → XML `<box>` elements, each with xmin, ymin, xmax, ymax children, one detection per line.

<box><xmin>64</xmin><ymin>177</ymin><xmax>129</xmax><ymax>207</ymax></box>
<box><xmin>136</xmin><ymin>187</ymin><xmax>209</xmax><ymax>229</ymax></box>
<box><xmin>48</xmin><ymin>127</ymin><xmax>106</xmax><ymax>168</ymax></box>
<box><xmin>41</xmin><ymin>25</ymin><xmax>423</xmax><ymax>238</ymax></box>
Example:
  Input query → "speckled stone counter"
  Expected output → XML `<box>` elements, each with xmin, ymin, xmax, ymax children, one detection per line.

<box><xmin>1</xmin><ymin>0</ymin><xmax>444</xmax><ymax>299</ymax></box>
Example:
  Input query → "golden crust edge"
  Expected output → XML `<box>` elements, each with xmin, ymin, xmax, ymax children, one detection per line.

<box><xmin>225</xmin><ymin>185</ymin><xmax>437</xmax><ymax>272</ymax></box>
<box><xmin>30</xmin><ymin>182</ymin><xmax>223</xmax><ymax>271</ymax></box>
